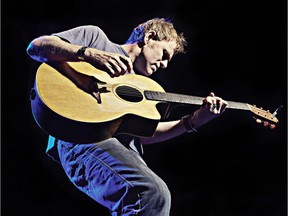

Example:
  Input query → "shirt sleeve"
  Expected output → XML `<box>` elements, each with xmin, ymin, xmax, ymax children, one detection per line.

<box><xmin>52</xmin><ymin>25</ymin><xmax>109</xmax><ymax>48</ymax></box>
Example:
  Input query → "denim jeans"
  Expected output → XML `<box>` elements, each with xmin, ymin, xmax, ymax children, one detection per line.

<box><xmin>57</xmin><ymin>137</ymin><xmax>171</xmax><ymax>215</ymax></box>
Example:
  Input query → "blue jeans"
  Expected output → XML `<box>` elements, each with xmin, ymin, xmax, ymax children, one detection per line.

<box><xmin>57</xmin><ymin>138</ymin><xmax>171</xmax><ymax>215</ymax></box>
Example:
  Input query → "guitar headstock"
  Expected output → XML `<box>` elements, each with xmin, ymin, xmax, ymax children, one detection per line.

<box><xmin>247</xmin><ymin>104</ymin><xmax>281</xmax><ymax>129</ymax></box>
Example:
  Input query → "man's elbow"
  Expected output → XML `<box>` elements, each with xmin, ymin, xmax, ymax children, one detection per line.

<box><xmin>26</xmin><ymin>36</ymin><xmax>52</xmax><ymax>62</ymax></box>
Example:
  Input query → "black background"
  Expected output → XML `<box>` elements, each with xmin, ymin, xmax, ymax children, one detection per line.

<box><xmin>2</xmin><ymin>0</ymin><xmax>287</xmax><ymax>215</ymax></box>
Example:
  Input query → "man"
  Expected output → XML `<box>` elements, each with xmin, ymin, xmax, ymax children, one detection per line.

<box><xmin>26</xmin><ymin>17</ymin><xmax>227</xmax><ymax>215</ymax></box>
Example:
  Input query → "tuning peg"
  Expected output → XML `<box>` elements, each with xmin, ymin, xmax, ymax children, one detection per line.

<box><xmin>254</xmin><ymin>118</ymin><xmax>276</xmax><ymax>129</ymax></box>
<box><xmin>255</xmin><ymin>118</ymin><xmax>262</xmax><ymax>124</ymax></box>
<box><xmin>263</xmin><ymin>121</ymin><xmax>276</xmax><ymax>129</ymax></box>
<box><xmin>270</xmin><ymin>124</ymin><xmax>276</xmax><ymax>129</ymax></box>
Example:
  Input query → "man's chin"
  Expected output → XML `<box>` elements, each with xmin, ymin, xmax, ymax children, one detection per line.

<box><xmin>135</xmin><ymin>68</ymin><xmax>152</xmax><ymax>77</ymax></box>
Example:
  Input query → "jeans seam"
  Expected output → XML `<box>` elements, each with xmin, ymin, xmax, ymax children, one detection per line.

<box><xmin>85</xmin><ymin>150</ymin><xmax>142</xmax><ymax>215</ymax></box>
<box><xmin>85</xmin><ymin>150</ymin><xmax>135</xmax><ymax>188</ymax></box>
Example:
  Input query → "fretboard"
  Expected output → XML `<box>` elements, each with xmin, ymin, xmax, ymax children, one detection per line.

<box><xmin>144</xmin><ymin>90</ymin><xmax>250</xmax><ymax>111</ymax></box>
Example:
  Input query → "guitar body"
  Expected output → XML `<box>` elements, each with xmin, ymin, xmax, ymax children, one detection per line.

<box><xmin>30</xmin><ymin>62</ymin><xmax>165</xmax><ymax>143</ymax></box>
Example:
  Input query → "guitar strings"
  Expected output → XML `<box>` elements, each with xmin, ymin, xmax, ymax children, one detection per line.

<box><xmin>100</xmin><ymin>84</ymin><xmax>145</xmax><ymax>97</ymax></box>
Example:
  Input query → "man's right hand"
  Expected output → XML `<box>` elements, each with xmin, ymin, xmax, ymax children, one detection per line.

<box><xmin>85</xmin><ymin>48</ymin><xmax>133</xmax><ymax>78</ymax></box>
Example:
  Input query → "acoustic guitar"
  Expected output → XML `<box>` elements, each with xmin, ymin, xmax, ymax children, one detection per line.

<box><xmin>30</xmin><ymin>62</ymin><xmax>279</xmax><ymax>143</ymax></box>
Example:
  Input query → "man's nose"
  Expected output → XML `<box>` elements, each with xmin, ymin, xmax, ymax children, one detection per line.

<box><xmin>160</xmin><ymin>60</ymin><xmax>168</xmax><ymax>69</ymax></box>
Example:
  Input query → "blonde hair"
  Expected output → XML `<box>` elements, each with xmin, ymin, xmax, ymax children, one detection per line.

<box><xmin>126</xmin><ymin>17</ymin><xmax>187</xmax><ymax>54</ymax></box>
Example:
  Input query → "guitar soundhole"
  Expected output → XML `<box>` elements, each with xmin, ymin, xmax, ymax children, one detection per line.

<box><xmin>116</xmin><ymin>85</ymin><xmax>143</xmax><ymax>102</ymax></box>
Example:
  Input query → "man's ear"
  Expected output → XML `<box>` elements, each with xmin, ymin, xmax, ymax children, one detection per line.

<box><xmin>143</xmin><ymin>31</ymin><xmax>157</xmax><ymax>44</ymax></box>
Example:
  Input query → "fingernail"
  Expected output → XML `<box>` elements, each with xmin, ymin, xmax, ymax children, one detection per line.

<box><xmin>93</xmin><ymin>92</ymin><xmax>102</xmax><ymax>104</ymax></box>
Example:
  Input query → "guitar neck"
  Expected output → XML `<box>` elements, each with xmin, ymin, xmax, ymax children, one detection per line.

<box><xmin>144</xmin><ymin>90</ymin><xmax>250</xmax><ymax>111</ymax></box>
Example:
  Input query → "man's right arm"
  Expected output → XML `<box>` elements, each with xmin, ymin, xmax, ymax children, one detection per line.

<box><xmin>26</xmin><ymin>35</ymin><xmax>85</xmax><ymax>63</ymax></box>
<box><xmin>26</xmin><ymin>35</ymin><xmax>132</xmax><ymax>77</ymax></box>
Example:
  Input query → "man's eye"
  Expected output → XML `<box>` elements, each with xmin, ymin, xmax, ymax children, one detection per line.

<box><xmin>163</xmin><ymin>50</ymin><xmax>169</xmax><ymax>60</ymax></box>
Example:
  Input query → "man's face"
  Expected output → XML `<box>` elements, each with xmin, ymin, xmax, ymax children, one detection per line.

<box><xmin>134</xmin><ymin>39</ymin><xmax>177</xmax><ymax>76</ymax></box>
